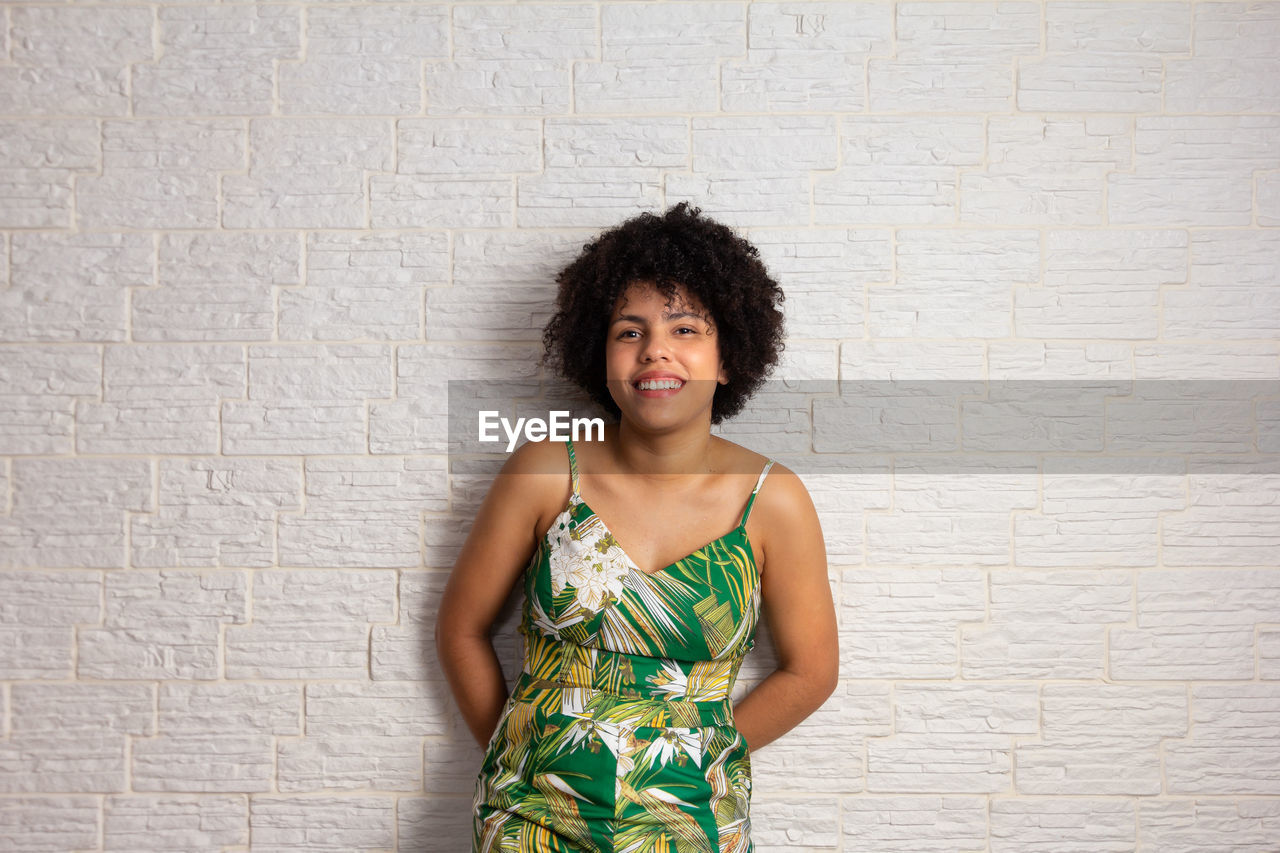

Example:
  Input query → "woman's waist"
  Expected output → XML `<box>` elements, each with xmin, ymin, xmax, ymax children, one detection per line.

<box><xmin>519</xmin><ymin>630</ymin><xmax>745</xmax><ymax>710</ymax></box>
<box><xmin>510</xmin><ymin>671</ymin><xmax>735</xmax><ymax>728</ymax></box>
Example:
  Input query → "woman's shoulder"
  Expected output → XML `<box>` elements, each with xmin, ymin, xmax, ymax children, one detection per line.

<box><xmin>715</xmin><ymin>440</ymin><xmax>812</xmax><ymax>519</ymax></box>
<box><xmin>712</xmin><ymin>435</ymin><xmax>788</xmax><ymax>479</ymax></box>
<box><xmin>492</xmin><ymin>437</ymin><xmax>574</xmax><ymax>509</ymax></box>
<box><xmin>756</xmin><ymin>459</ymin><xmax>812</xmax><ymax>511</ymax></box>
<box><xmin>725</xmin><ymin>442</ymin><xmax>820</xmax><ymax>578</ymax></box>
<box><xmin>503</xmin><ymin>434</ymin><xmax>573</xmax><ymax>476</ymax></box>
<box><xmin>706</xmin><ymin>435</ymin><xmax>762</xmax><ymax>473</ymax></box>
<box><xmin>500</xmin><ymin>438</ymin><xmax>576</xmax><ymax>541</ymax></box>
<box><xmin>711</xmin><ymin>436</ymin><xmax>814</xmax><ymax>520</ymax></box>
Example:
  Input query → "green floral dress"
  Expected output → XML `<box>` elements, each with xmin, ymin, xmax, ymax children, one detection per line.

<box><xmin>472</xmin><ymin>438</ymin><xmax>774</xmax><ymax>853</ymax></box>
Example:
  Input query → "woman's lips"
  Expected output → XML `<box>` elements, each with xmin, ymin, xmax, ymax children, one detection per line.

<box><xmin>633</xmin><ymin>378</ymin><xmax>685</xmax><ymax>397</ymax></box>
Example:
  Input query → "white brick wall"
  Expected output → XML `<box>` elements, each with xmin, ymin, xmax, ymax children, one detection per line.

<box><xmin>0</xmin><ymin>1</ymin><xmax>1276</xmax><ymax>850</ymax></box>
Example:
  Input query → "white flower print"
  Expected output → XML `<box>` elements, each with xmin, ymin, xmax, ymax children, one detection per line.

<box><xmin>553</xmin><ymin>517</ymin><xmax>630</xmax><ymax>613</ymax></box>
<box><xmin>647</xmin><ymin>660</ymin><xmax>689</xmax><ymax>700</ymax></box>
<box><xmin>641</xmin><ymin>728</ymin><xmax>704</xmax><ymax>769</ymax></box>
<box><xmin>571</xmin><ymin>555</ymin><xmax>627</xmax><ymax>612</ymax></box>
<box><xmin>615</xmin><ymin>729</ymin><xmax>643</xmax><ymax>778</ymax></box>
<box><xmin>545</xmin><ymin>510</ymin><xmax>579</xmax><ymax>595</ymax></box>
<box><xmin>560</xmin><ymin>716</ymin><xmax>606</xmax><ymax>755</ymax></box>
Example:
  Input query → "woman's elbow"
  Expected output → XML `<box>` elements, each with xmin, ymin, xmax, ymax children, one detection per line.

<box><xmin>433</xmin><ymin>609</ymin><xmax>490</xmax><ymax>662</ymax></box>
<box><xmin>781</xmin><ymin>658</ymin><xmax>840</xmax><ymax>708</ymax></box>
<box><xmin>808</xmin><ymin>637</ymin><xmax>839</xmax><ymax>701</ymax></box>
<box><xmin>819</xmin><ymin>659</ymin><xmax>840</xmax><ymax>702</ymax></box>
<box><xmin>807</xmin><ymin>649</ymin><xmax>841</xmax><ymax>705</ymax></box>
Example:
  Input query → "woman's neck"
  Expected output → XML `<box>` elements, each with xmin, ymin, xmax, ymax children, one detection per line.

<box><xmin>609</xmin><ymin>419</ymin><xmax>720</xmax><ymax>481</ymax></box>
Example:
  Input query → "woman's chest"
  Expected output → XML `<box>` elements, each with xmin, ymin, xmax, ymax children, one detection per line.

<box><xmin>522</xmin><ymin>500</ymin><xmax>762</xmax><ymax>660</ymax></box>
<box><xmin>574</xmin><ymin>480</ymin><xmax>754</xmax><ymax>577</ymax></box>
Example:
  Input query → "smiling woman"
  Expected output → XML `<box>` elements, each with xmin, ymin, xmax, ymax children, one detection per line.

<box><xmin>436</xmin><ymin>204</ymin><xmax>839</xmax><ymax>853</ymax></box>
<box><xmin>541</xmin><ymin>202</ymin><xmax>786</xmax><ymax>427</ymax></box>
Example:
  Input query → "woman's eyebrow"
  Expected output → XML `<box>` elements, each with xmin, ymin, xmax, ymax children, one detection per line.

<box><xmin>609</xmin><ymin>311</ymin><xmax>705</xmax><ymax>326</ymax></box>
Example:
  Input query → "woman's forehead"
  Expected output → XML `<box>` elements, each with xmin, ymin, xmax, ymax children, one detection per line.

<box><xmin>610</xmin><ymin>280</ymin><xmax>709</xmax><ymax>316</ymax></box>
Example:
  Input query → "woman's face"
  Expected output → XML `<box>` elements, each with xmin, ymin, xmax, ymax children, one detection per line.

<box><xmin>604</xmin><ymin>280</ymin><xmax>727</xmax><ymax>430</ymax></box>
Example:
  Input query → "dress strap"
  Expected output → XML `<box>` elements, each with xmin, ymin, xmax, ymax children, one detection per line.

<box><xmin>739</xmin><ymin>459</ymin><xmax>775</xmax><ymax>527</ymax></box>
<box><xmin>565</xmin><ymin>439</ymin><xmax>580</xmax><ymax>499</ymax></box>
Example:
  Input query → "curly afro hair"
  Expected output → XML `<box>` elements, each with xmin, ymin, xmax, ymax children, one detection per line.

<box><xmin>540</xmin><ymin>203</ymin><xmax>785</xmax><ymax>425</ymax></box>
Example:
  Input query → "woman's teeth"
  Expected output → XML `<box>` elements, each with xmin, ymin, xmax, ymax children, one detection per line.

<box><xmin>636</xmin><ymin>379</ymin><xmax>682</xmax><ymax>390</ymax></box>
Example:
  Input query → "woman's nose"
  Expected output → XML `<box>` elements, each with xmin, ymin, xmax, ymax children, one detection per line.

<box><xmin>641</xmin><ymin>332</ymin><xmax>670</xmax><ymax>361</ymax></box>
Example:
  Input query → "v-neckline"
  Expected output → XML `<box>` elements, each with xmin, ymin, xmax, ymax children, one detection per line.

<box><xmin>560</xmin><ymin>494</ymin><xmax>757</xmax><ymax>581</ymax></box>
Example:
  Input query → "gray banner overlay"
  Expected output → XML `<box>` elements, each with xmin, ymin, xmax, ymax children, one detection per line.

<box><xmin>448</xmin><ymin>380</ymin><xmax>1280</xmax><ymax>475</ymax></box>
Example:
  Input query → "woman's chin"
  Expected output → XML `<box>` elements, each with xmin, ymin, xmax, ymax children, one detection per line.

<box><xmin>616</xmin><ymin>403</ymin><xmax>714</xmax><ymax>433</ymax></box>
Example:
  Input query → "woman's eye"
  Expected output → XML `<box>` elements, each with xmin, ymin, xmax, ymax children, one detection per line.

<box><xmin>617</xmin><ymin>329</ymin><xmax>640</xmax><ymax>339</ymax></box>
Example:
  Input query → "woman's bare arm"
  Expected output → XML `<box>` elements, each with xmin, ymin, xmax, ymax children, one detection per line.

<box><xmin>435</xmin><ymin>440</ymin><xmax>562</xmax><ymax>748</ymax></box>
<box><xmin>732</xmin><ymin>467</ymin><xmax>839</xmax><ymax>752</ymax></box>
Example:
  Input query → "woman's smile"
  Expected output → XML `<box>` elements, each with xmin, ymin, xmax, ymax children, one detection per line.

<box><xmin>632</xmin><ymin>372</ymin><xmax>686</xmax><ymax>396</ymax></box>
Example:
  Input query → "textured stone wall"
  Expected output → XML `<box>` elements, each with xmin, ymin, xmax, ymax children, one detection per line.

<box><xmin>1</xmin><ymin>2</ymin><xmax>1279</xmax><ymax>851</ymax></box>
